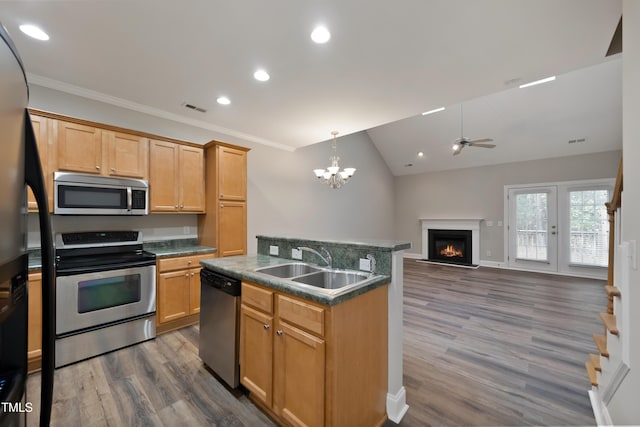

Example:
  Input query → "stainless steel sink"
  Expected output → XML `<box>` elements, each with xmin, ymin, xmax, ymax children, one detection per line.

<box><xmin>291</xmin><ymin>270</ymin><xmax>371</xmax><ymax>289</ymax></box>
<box><xmin>254</xmin><ymin>262</ymin><xmax>322</xmax><ymax>278</ymax></box>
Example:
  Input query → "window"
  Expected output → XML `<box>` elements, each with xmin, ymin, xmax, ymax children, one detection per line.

<box><xmin>569</xmin><ymin>189</ymin><xmax>609</xmax><ymax>267</ymax></box>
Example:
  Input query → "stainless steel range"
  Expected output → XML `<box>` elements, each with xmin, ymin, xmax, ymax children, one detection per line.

<box><xmin>54</xmin><ymin>231</ymin><xmax>156</xmax><ymax>368</ymax></box>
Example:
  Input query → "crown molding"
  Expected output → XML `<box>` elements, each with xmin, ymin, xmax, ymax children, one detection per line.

<box><xmin>26</xmin><ymin>73</ymin><xmax>295</xmax><ymax>152</ymax></box>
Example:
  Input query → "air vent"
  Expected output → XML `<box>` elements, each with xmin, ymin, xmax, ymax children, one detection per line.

<box><xmin>183</xmin><ymin>103</ymin><xmax>207</xmax><ymax>113</ymax></box>
<box><xmin>568</xmin><ymin>138</ymin><xmax>587</xmax><ymax>144</ymax></box>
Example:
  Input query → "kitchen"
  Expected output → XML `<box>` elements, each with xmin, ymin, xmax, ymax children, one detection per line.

<box><xmin>1</xmin><ymin>1</ymin><xmax>634</xmax><ymax>426</ymax></box>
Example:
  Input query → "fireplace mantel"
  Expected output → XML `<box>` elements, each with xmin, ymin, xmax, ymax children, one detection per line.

<box><xmin>420</xmin><ymin>219</ymin><xmax>482</xmax><ymax>265</ymax></box>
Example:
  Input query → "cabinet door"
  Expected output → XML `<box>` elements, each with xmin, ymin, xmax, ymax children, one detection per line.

<box><xmin>240</xmin><ymin>305</ymin><xmax>273</xmax><ymax>406</ymax></box>
<box><xmin>27</xmin><ymin>115</ymin><xmax>49</xmax><ymax>211</ymax></box>
<box><xmin>57</xmin><ymin>120</ymin><xmax>103</xmax><ymax>174</ymax></box>
<box><xmin>149</xmin><ymin>140</ymin><xmax>180</xmax><ymax>212</ymax></box>
<box><xmin>27</xmin><ymin>273</ymin><xmax>43</xmax><ymax>361</ymax></box>
<box><xmin>189</xmin><ymin>267</ymin><xmax>201</xmax><ymax>315</ymax></box>
<box><xmin>105</xmin><ymin>131</ymin><xmax>148</xmax><ymax>179</ymax></box>
<box><xmin>218</xmin><ymin>145</ymin><xmax>246</xmax><ymax>201</ymax></box>
<box><xmin>218</xmin><ymin>201</ymin><xmax>246</xmax><ymax>257</ymax></box>
<box><xmin>157</xmin><ymin>270</ymin><xmax>190</xmax><ymax>323</ymax></box>
<box><xmin>274</xmin><ymin>320</ymin><xmax>325</xmax><ymax>427</ymax></box>
<box><xmin>179</xmin><ymin>145</ymin><xmax>205</xmax><ymax>212</ymax></box>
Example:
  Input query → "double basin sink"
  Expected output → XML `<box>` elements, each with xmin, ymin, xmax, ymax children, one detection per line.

<box><xmin>253</xmin><ymin>262</ymin><xmax>371</xmax><ymax>291</ymax></box>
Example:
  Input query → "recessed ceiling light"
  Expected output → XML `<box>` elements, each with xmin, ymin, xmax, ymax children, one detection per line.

<box><xmin>421</xmin><ymin>107</ymin><xmax>445</xmax><ymax>116</ymax></box>
<box><xmin>311</xmin><ymin>25</ymin><xmax>331</xmax><ymax>44</ymax></box>
<box><xmin>216</xmin><ymin>96</ymin><xmax>231</xmax><ymax>105</ymax></box>
<box><xmin>519</xmin><ymin>76</ymin><xmax>555</xmax><ymax>89</ymax></box>
<box><xmin>417</xmin><ymin>151</ymin><xmax>424</xmax><ymax>157</ymax></box>
<box><xmin>19</xmin><ymin>24</ymin><xmax>49</xmax><ymax>41</ymax></box>
<box><xmin>254</xmin><ymin>69</ymin><xmax>270</xmax><ymax>82</ymax></box>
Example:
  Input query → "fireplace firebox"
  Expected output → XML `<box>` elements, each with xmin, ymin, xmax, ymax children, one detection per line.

<box><xmin>428</xmin><ymin>229</ymin><xmax>473</xmax><ymax>266</ymax></box>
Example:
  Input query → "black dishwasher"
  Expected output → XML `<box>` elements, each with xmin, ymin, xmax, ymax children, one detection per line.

<box><xmin>199</xmin><ymin>268</ymin><xmax>242</xmax><ymax>388</ymax></box>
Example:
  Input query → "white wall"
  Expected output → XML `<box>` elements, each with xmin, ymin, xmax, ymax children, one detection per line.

<box><xmin>394</xmin><ymin>150</ymin><xmax>621</xmax><ymax>261</ymax></box>
<box><xmin>28</xmin><ymin>86</ymin><xmax>396</xmax><ymax>251</ymax></box>
<box><xmin>607</xmin><ymin>2</ymin><xmax>640</xmax><ymax>423</ymax></box>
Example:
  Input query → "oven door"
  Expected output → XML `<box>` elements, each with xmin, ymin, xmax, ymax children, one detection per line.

<box><xmin>56</xmin><ymin>265</ymin><xmax>156</xmax><ymax>335</ymax></box>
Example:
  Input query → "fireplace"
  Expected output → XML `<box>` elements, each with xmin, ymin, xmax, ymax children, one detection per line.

<box><xmin>428</xmin><ymin>229</ymin><xmax>473</xmax><ymax>266</ymax></box>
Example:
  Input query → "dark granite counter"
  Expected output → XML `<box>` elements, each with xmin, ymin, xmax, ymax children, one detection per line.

<box><xmin>200</xmin><ymin>254</ymin><xmax>389</xmax><ymax>306</ymax></box>
<box><xmin>143</xmin><ymin>239</ymin><xmax>217</xmax><ymax>258</ymax></box>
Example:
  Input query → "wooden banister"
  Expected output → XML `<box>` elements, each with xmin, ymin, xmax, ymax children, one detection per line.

<box><xmin>605</xmin><ymin>156</ymin><xmax>623</xmax><ymax>314</ymax></box>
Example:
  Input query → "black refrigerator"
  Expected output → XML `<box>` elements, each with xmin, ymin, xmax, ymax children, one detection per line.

<box><xmin>0</xmin><ymin>23</ymin><xmax>55</xmax><ymax>426</ymax></box>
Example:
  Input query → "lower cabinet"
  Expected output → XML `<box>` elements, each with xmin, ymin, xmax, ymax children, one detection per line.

<box><xmin>240</xmin><ymin>281</ymin><xmax>388</xmax><ymax>427</ymax></box>
<box><xmin>27</xmin><ymin>272</ymin><xmax>42</xmax><ymax>371</ymax></box>
<box><xmin>156</xmin><ymin>253</ymin><xmax>214</xmax><ymax>332</ymax></box>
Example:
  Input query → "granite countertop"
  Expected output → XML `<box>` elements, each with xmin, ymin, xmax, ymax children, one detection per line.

<box><xmin>200</xmin><ymin>254</ymin><xmax>390</xmax><ymax>306</ymax></box>
<box><xmin>143</xmin><ymin>239</ymin><xmax>217</xmax><ymax>258</ymax></box>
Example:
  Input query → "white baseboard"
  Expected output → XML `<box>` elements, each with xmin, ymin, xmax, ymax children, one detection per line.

<box><xmin>403</xmin><ymin>252</ymin><xmax>422</xmax><ymax>259</ymax></box>
<box><xmin>386</xmin><ymin>386</ymin><xmax>409</xmax><ymax>423</ymax></box>
<box><xmin>589</xmin><ymin>387</ymin><xmax>614</xmax><ymax>426</ymax></box>
<box><xmin>479</xmin><ymin>260</ymin><xmax>506</xmax><ymax>268</ymax></box>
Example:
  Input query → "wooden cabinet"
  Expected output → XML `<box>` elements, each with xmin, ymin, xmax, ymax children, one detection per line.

<box><xmin>218</xmin><ymin>145</ymin><xmax>247</xmax><ymax>201</ymax></box>
<box><xmin>149</xmin><ymin>140</ymin><xmax>204</xmax><ymax>213</ymax></box>
<box><xmin>198</xmin><ymin>142</ymin><xmax>249</xmax><ymax>256</ymax></box>
<box><xmin>240</xmin><ymin>281</ymin><xmax>388</xmax><ymax>427</ymax></box>
<box><xmin>27</xmin><ymin>114</ymin><xmax>53</xmax><ymax>212</ymax></box>
<box><xmin>103</xmin><ymin>131</ymin><xmax>149</xmax><ymax>179</ymax></box>
<box><xmin>57</xmin><ymin>120</ymin><xmax>103</xmax><ymax>174</ymax></box>
<box><xmin>156</xmin><ymin>254</ymin><xmax>213</xmax><ymax>331</ymax></box>
<box><xmin>27</xmin><ymin>272</ymin><xmax>42</xmax><ymax>371</ymax></box>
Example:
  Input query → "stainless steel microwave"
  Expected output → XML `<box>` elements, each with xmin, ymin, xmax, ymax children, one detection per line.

<box><xmin>54</xmin><ymin>172</ymin><xmax>149</xmax><ymax>215</ymax></box>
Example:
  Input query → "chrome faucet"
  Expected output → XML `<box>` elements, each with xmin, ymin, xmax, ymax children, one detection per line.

<box><xmin>366</xmin><ymin>254</ymin><xmax>376</xmax><ymax>275</ymax></box>
<box><xmin>298</xmin><ymin>246</ymin><xmax>332</xmax><ymax>268</ymax></box>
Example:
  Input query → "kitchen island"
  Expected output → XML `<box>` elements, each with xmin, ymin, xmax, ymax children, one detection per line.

<box><xmin>201</xmin><ymin>235</ymin><xmax>411</xmax><ymax>425</ymax></box>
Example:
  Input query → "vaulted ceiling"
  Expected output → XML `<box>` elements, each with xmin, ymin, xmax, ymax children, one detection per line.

<box><xmin>1</xmin><ymin>0</ymin><xmax>622</xmax><ymax>174</ymax></box>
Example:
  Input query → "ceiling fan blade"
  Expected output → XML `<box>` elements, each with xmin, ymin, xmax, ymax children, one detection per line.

<box><xmin>468</xmin><ymin>143</ymin><xmax>496</xmax><ymax>149</ymax></box>
<box><xmin>467</xmin><ymin>138</ymin><xmax>493</xmax><ymax>143</ymax></box>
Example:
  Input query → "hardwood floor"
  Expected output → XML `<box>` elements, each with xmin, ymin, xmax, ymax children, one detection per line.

<box><xmin>27</xmin><ymin>261</ymin><xmax>604</xmax><ymax>426</ymax></box>
<box><xmin>397</xmin><ymin>260</ymin><xmax>604</xmax><ymax>426</ymax></box>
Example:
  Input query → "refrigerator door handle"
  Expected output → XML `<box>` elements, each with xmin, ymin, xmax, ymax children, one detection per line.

<box><xmin>24</xmin><ymin>109</ymin><xmax>55</xmax><ymax>427</ymax></box>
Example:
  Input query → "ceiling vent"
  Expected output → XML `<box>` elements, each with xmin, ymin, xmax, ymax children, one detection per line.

<box><xmin>183</xmin><ymin>103</ymin><xmax>207</xmax><ymax>113</ymax></box>
<box><xmin>568</xmin><ymin>138</ymin><xmax>587</xmax><ymax>144</ymax></box>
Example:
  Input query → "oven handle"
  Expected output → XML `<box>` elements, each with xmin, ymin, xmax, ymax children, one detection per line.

<box><xmin>127</xmin><ymin>186</ymin><xmax>132</xmax><ymax>212</ymax></box>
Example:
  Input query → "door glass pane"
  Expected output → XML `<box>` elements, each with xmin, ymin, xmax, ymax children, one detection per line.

<box><xmin>569</xmin><ymin>189</ymin><xmax>609</xmax><ymax>266</ymax></box>
<box><xmin>516</xmin><ymin>192</ymin><xmax>548</xmax><ymax>261</ymax></box>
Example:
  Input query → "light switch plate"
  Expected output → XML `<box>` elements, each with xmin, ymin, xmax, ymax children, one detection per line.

<box><xmin>359</xmin><ymin>258</ymin><xmax>372</xmax><ymax>272</ymax></box>
<box><xmin>497</xmin><ymin>220</ymin><xmax>503</xmax><ymax>227</ymax></box>
<box><xmin>269</xmin><ymin>245</ymin><xmax>279</xmax><ymax>256</ymax></box>
<box><xmin>486</xmin><ymin>221</ymin><xmax>494</xmax><ymax>227</ymax></box>
<box><xmin>292</xmin><ymin>248</ymin><xmax>302</xmax><ymax>260</ymax></box>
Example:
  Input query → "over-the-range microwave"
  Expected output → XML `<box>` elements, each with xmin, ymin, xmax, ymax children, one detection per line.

<box><xmin>54</xmin><ymin>172</ymin><xmax>149</xmax><ymax>215</ymax></box>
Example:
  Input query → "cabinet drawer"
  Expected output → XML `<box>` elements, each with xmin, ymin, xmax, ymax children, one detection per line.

<box><xmin>242</xmin><ymin>282</ymin><xmax>274</xmax><ymax>314</ymax></box>
<box><xmin>157</xmin><ymin>254</ymin><xmax>213</xmax><ymax>272</ymax></box>
<box><xmin>277</xmin><ymin>295</ymin><xmax>325</xmax><ymax>337</ymax></box>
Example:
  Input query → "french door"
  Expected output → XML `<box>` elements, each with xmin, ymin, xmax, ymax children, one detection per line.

<box><xmin>508</xmin><ymin>186</ymin><xmax>558</xmax><ymax>272</ymax></box>
<box><xmin>507</xmin><ymin>180</ymin><xmax>613</xmax><ymax>277</ymax></box>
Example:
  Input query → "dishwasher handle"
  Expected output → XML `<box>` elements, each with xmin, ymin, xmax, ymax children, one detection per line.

<box><xmin>200</xmin><ymin>268</ymin><xmax>241</xmax><ymax>297</ymax></box>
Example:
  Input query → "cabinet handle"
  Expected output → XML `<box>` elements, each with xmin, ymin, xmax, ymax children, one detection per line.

<box><xmin>263</xmin><ymin>324</ymin><xmax>270</xmax><ymax>330</ymax></box>
<box><xmin>185</xmin><ymin>273</ymin><xmax>189</xmax><ymax>278</ymax></box>
<box><xmin>276</xmin><ymin>330</ymin><xmax>283</xmax><ymax>336</ymax></box>
<box><xmin>95</xmin><ymin>165</ymin><xmax>100</xmax><ymax>170</ymax></box>
<box><xmin>191</xmin><ymin>272</ymin><xmax>195</xmax><ymax>277</ymax></box>
<box><xmin>220</xmin><ymin>203</ymin><xmax>224</xmax><ymax>208</ymax></box>
<box><xmin>180</xmin><ymin>204</ymin><xmax>184</xmax><ymax>208</ymax></box>
<box><xmin>188</xmin><ymin>260</ymin><xmax>192</xmax><ymax>264</ymax></box>
<box><xmin>175</xmin><ymin>205</ymin><xmax>179</xmax><ymax>208</ymax></box>
<box><xmin>220</xmin><ymin>193</ymin><xmax>224</xmax><ymax>198</ymax></box>
<box><xmin>111</xmin><ymin>167</ymin><xmax>116</xmax><ymax>172</ymax></box>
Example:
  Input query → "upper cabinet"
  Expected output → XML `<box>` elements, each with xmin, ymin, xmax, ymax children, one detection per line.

<box><xmin>218</xmin><ymin>145</ymin><xmax>247</xmax><ymax>201</ymax></box>
<box><xmin>103</xmin><ymin>131</ymin><xmax>149</xmax><ymax>179</ymax></box>
<box><xmin>27</xmin><ymin>114</ymin><xmax>53</xmax><ymax>212</ymax></box>
<box><xmin>57</xmin><ymin>120</ymin><xmax>103</xmax><ymax>174</ymax></box>
<box><xmin>149</xmin><ymin>140</ymin><xmax>204</xmax><ymax>213</ymax></box>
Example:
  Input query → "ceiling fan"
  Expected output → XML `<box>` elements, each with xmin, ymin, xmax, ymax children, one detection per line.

<box><xmin>452</xmin><ymin>104</ymin><xmax>496</xmax><ymax>156</ymax></box>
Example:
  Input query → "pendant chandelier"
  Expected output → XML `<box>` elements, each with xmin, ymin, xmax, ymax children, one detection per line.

<box><xmin>313</xmin><ymin>131</ymin><xmax>356</xmax><ymax>189</ymax></box>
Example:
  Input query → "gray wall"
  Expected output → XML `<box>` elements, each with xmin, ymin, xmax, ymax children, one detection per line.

<box><xmin>394</xmin><ymin>150</ymin><xmax>621</xmax><ymax>261</ymax></box>
<box><xmin>28</xmin><ymin>85</ymin><xmax>396</xmax><ymax>252</ymax></box>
